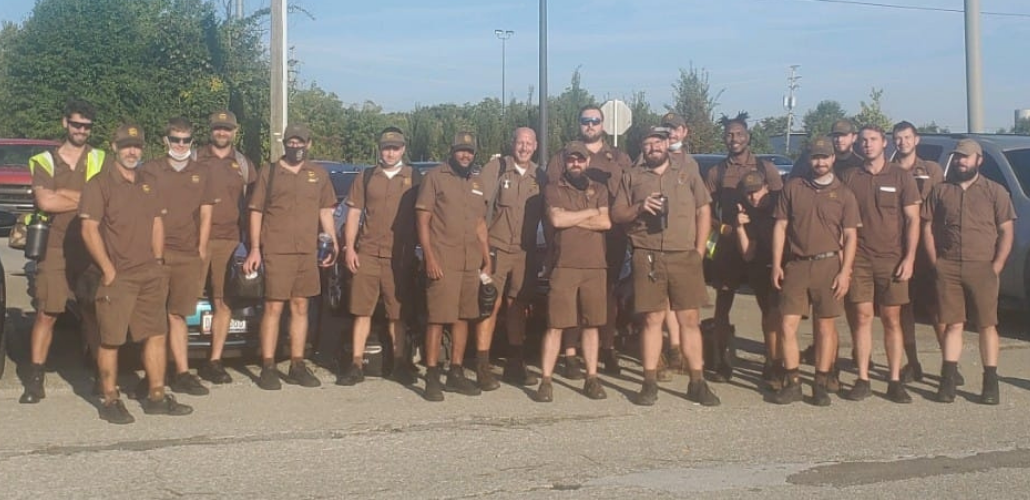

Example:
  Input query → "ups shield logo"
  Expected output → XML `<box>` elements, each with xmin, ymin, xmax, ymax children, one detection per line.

<box><xmin>128</xmin><ymin>127</ymin><xmax>139</xmax><ymax>137</ymax></box>
<box><xmin>191</xmin><ymin>174</ymin><xmax>200</xmax><ymax>184</ymax></box>
<box><xmin>142</xmin><ymin>184</ymin><xmax>152</xmax><ymax>193</ymax></box>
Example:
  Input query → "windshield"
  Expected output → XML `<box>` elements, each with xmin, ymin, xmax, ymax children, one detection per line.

<box><xmin>0</xmin><ymin>144</ymin><xmax>51</xmax><ymax>166</ymax></box>
<box><xmin>1004</xmin><ymin>148</ymin><xmax>1030</xmax><ymax>197</ymax></box>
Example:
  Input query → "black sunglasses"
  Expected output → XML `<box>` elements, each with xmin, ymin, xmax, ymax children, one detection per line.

<box><xmin>579</xmin><ymin>117</ymin><xmax>603</xmax><ymax>126</ymax></box>
<box><xmin>68</xmin><ymin>120</ymin><xmax>93</xmax><ymax>130</ymax></box>
<box><xmin>167</xmin><ymin>136</ymin><xmax>193</xmax><ymax>144</ymax></box>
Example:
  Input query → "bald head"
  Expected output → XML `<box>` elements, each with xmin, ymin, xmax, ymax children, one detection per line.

<box><xmin>512</xmin><ymin>127</ymin><xmax>538</xmax><ymax>165</ymax></box>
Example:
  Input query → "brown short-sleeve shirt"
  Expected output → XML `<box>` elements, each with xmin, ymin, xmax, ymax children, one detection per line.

<box><xmin>774</xmin><ymin>176</ymin><xmax>861</xmax><ymax>258</ymax></box>
<box><xmin>479</xmin><ymin>156</ymin><xmax>544</xmax><ymax>253</ymax></box>
<box><xmin>841</xmin><ymin>163</ymin><xmax>921</xmax><ymax>260</ymax></box>
<box><xmin>546</xmin><ymin>142</ymin><xmax>631</xmax><ymax>204</ymax></box>
<box><xmin>614</xmin><ymin>157</ymin><xmax>712</xmax><ymax>252</ymax></box>
<box><xmin>902</xmin><ymin>158</ymin><xmax>945</xmax><ymax>200</ymax></box>
<box><xmin>195</xmin><ymin>145</ymin><xmax>255</xmax><ymax>241</ymax></box>
<box><xmin>921</xmin><ymin>175</ymin><xmax>1016</xmax><ymax>262</ymax></box>
<box><xmin>545</xmin><ymin>178</ymin><xmax>608</xmax><ymax>269</ymax></box>
<box><xmin>31</xmin><ymin>146</ymin><xmax>102</xmax><ymax>249</ymax></box>
<box><xmin>705</xmin><ymin>151</ymin><xmax>783</xmax><ymax>223</ymax></box>
<box><xmin>248</xmin><ymin>160</ymin><xmax>336</xmax><ymax>255</ymax></box>
<box><xmin>143</xmin><ymin>158</ymin><xmax>214</xmax><ymax>254</ymax></box>
<box><xmin>79</xmin><ymin>166</ymin><xmax>165</xmax><ymax>272</ymax></box>
<box><xmin>790</xmin><ymin>150</ymin><xmax>864</xmax><ymax>180</ymax></box>
<box><xmin>345</xmin><ymin>164</ymin><xmax>418</xmax><ymax>259</ymax></box>
<box><xmin>415</xmin><ymin>163</ymin><xmax>488</xmax><ymax>271</ymax></box>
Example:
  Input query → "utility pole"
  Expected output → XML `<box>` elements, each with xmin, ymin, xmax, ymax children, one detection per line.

<box><xmin>783</xmin><ymin>65</ymin><xmax>800</xmax><ymax>155</ymax></box>
<box><xmin>538</xmin><ymin>0</ymin><xmax>548</xmax><ymax>167</ymax></box>
<box><xmin>494</xmin><ymin>29</ymin><xmax>514</xmax><ymax>115</ymax></box>
<box><xmin>270</xmin><ymin>0</ymin><xmax>287</xmax><ymax>160</ymax></box>
<box><xmin>965</xmin><ymin>0</ymin><xmax>984</xmax><ymax>133</ymax></box>
<box><xmin>236</xmin><ymin>0</ymin><xmax>243</xmax><ymax>19</ymax></box>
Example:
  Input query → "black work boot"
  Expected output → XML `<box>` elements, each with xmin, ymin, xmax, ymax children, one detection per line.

<box><xmin>475</xmin><ymin>359</ymin><xmax>500</xmax><ymax>392</ymax></box>
<box><xmin>583</xmin><ymin>376</ymin><xmax>607</xmax><ymax>400</ymax></box>
<box><xmin>444</xmin><ymin>365</ymin><xmax>482</xmax><ymax>396</ymax></box>
<box><xmin>635</xmin><ymin>380</ymin><xmax>659</xmax><ymax>406</ymax></box>
<box><xmin>600</xmin><ymin>348</ymin><xmax>621</xmax><ymax>376</ymax></box>
<box><xmin>198</xmin><ymin>360</ymin><xmax>233</xmax><ymax>384</ymax></box>
<box><xmin>980</xmin><ymin>367</ymin><xmax>1000</xmax><ymax>405</ymax></box>
<box><xmin>423</xmin><ymin>367</ymin><xmax>444</xmax><ymax>402</ymax></box>
<box><xmin>19</xmin><ymin>363</ymin><xmax>46</xmax><ymax>404</ymax></box>
<box><xmin>141</xmin><ymin>393</ymin><xmax>193</xmax><ymax>416</ymax></box>
<box><xmin>169</xmin><ymin>372</ymin><xmax>210</xmax><ymax>396</ymax></box>
<box><xmin>390</xmin><ymin>359</ymin><xmax>418</xmax><ymax>386</ymax></box>
<box><xmin>336</xmin><ymin>363</ymin><xmax>365</xmax><ymax>386</ymax></box>
<box><xmin>844</xmin><ymin>379</ymin><xmax>872</xmax><ymax>401</ymax></box>
<box><xmin>502</xmin><ymin>357</ymin><xmax>539</xmax><ymax>386</ymax></box>
<box><xmin>561</xmin><ymin>356</ymin><xmax>585</xmax><ymax>380</ymax></box>
<box><xmin>535</xmin><ymin>378</ymin><xmax>554</xmax><ymax>403</ymax></box>
<box><xmin>98</xmin><ymin>397</ymin><xmax>134</xmax><ymax>425</ymax></box>
<box><xmin>900</xmin><ymin>362</ymin><xmax>923</xmax><ymax>384</ymax></box>
<box><xmin>811</xmin><ymin>372</ymin><xmax>831</xmax><ymax>407</ymax></box>
<box><xmin>686</xmin><ymin>379</ymin><xmax>720</xmax><ymax>407</ymax></box>
<box><xmin>936</xmin><ymin>362</ymin><xmax>958</xmax><ymax>403</ymax></box>
<box><xmin>886</xmin><ymin>381</ymin><xmax>913</xmax><ymax>404</ymax></box>
<box><xmin>284</xmin><ymin>360</ymin><xmax>321</xmax><ymax>388</ymax></box>
<box><xmin>770</xmin><ymin>372</ymin><xmax>803</xmax><ymax>405</ymax></box>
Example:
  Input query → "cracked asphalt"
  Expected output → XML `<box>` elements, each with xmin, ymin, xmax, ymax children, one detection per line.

<box><xmin>3</xmin><ymin>243</ymin><xmax>1030</xmax><ymax>499</ymax></box>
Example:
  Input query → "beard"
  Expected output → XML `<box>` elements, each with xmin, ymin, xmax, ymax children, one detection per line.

<box><xmin>564</xmin><ymin>169</ymin><xmax>589</xmax><ymax>190</ymax></box>
<box><xmin>952</xmin><ymin>166</ymin><xmax>978</xmax><ymax>182</ymax></box>
<box><xmin>644</xmin><ymin>151</ymin><xmax>669</xmax><ymax>169</ymax></box>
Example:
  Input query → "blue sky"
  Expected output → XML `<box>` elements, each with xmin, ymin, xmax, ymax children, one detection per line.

<box><xmin>4</xmin><ymin>0</ymin><xmax>1029</xmax><ymax>132</ymax></box>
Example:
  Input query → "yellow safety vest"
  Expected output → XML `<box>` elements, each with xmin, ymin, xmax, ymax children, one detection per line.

<box><xmin>28</xmin><ymin>148</ymin><xmax>105</xmax><ymax>181</ymax></box>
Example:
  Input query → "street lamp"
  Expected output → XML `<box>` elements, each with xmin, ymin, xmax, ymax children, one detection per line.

<box><xmin>494</xmin><ymin>29</ymin><xmax>514</xmax><ymax>115</ymax></box>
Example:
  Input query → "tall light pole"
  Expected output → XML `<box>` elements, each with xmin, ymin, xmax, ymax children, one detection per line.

<box><xmin>270</xmin><ymin>0</ymin><xmax>287</xmax><ymax>159</ymax></box>
<box><xmin>965</xmin><ymin>0</ymin><xmax>984</xmax><ymax>133</ymax></box>
<box><xmin>538</xmin><ymin>0</ymin><xmax>548</xmax><ymax>167</ymax></box>
<box><xmin>494</xmin><ymin>29</ymin><xmax>514</xmax><ymax>115</ymax></box>
<box><xmin>783</xmin><ymin>65</ymin><xmax>800</xmax><ymax>155</ymax></box>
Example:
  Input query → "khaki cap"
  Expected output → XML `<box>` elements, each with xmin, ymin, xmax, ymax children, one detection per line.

<box><xmin>283</xmin><ymin>123</ymin><xmax>312</xmax><ymax>142</ymax></box>
<box><xmin>950</xmin><ymin>138</ymin><xmax>982</xmax><ymax>157</ymax></box>
<box><xmin>829</xmin><ymin>119</ymin><xmax>857</xmax><ymax>136</ymax></box>
<box><xmin>809</xmin><ymin>136</ymin><xmax>834</xmax><ymax>157</ymax></box>
<box><xmin>113</xmin><ymin>123</ymin><xmax>145</xmax><ymax>148</ymax></box>
<box><xmin>660</xmin><ymin>112</ymin><xmax>687</xmax><ymax>128</ymax></box>
<box><xmin>451</xmin><ymin>131</ymin><xmax>477</xmax><ymax>153</ymax></box>
<box><xmin>563</xmin><ymin>141</ymin><xmax>590</xmax><ymax>159</ymax></box>
<box><xmin>209</xmin><ymin>110</ymin><xmax>238</xmax><ymax>129</ymax></box>
<box><xmin>738</xmin><ymin>171</ymin><xmax>767</xmax><ymax>193</ymax></box>
<box><xmin>641</xmin><ymin>125</ymin><xmax>671</xmax><ymax>141</ymax></box>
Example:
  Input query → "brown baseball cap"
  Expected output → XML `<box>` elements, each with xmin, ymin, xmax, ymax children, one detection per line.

<box><xmin>113</xmin><ymin>123</ymin><xmax>145</xmax><ymax>148</ymax></box>
<box><xmin>660</xmin><ymin>112</ymin><xmax>687</xmax><ymax>128</ymax></box>
<box><xmin>282</xmin><ymin>123</ymin><xmax>311</xmax><ymax>142</ymax></box>
<box><xmin>738</xmin><ymin>171</ymin><xmax>767</xmax><ymax>193</ymax></box>
<box><xmin>379</xmin><ymin>128</ymin><xmax>406</xmax><ymax>148</ymax></box>
<box><xmin>950</xmin><ymin>138</ymin><xmax>982</xmax><ymax>157</ymax></box>
<box><xmin>451</xmin><ymin>131</ymin><xmax>477</xmax><ymax>153</ymax></box>
<box><xmin>829</xmin><ymin>119</ymin><xmax>857</xmax><ymax>136</ymax></box>
<box><xmin>564</xmin><ymin>141</ymin><xmax>590</xmax><ymax>159</ymax></box>
<box><xmin>209</xmin><ymin>110</ymin><xmax>238</xmax><ymax>129</ymax></box>
<box><xmin>809</xmin><ymin>136</ymin><xmax>835</xmax><ymax>157</ymax></box>
<box><xmin>641</xmin><ymin>125</ymin><xmax>671</xmax><ymax>141</ymax></box>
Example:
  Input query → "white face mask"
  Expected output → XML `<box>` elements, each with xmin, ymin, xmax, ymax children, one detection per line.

<box><xmin>168</xmin><ymin>148</ymin><xmax>191</xmax><ymax>161</ymax></box>
<box><xmin>669</xmin><ymin>141</ymin><xmax>683</xmax><ymax>152</ymax></box>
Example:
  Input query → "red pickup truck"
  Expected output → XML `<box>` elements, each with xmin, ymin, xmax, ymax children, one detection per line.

<box><xmin>0</xmin><ymin>138</ymin><xmax>61</xmax><ymax>217</ymax></box>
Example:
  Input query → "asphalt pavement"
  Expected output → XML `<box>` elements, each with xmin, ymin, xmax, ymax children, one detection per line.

<box><xmin>2</xmin><ymin>240</ymin><xmax>1030</xmax><ymax>499</ymax></box>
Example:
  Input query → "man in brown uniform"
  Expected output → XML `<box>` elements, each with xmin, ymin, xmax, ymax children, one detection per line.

<box><xmin>546</xmin><ymin>105</ymin><xmax>632</xmax><ymax>376</ymax></box>
<box><xmin>891</xmin><ymin>121</ymin><xmax>946</xmax><ymax>383</ymax></box>
<box><xmin>840</xmin><ymin>125</ymin><xmax>921</xmax><ymax>403</ymax></box>
<box><xmin>244</xmin><ymin>124</ymin><xmax>337</xmax><ymax>390</ymax></box>
<box><xmin>612</xmin><ymin>126</ymin><xmax>718</xmax><ymax>407</ymax></box>
<box><xmin>769</xmin><ymin>137</ymin><xmax>859</xmax><ymax>406</ymax></box>
<box><xmin>142</xmin><ymin>117</ymin><xmax>214</xmax><ymax>396</ymax></box>
<box><xmin>790</xmin><ymin>119</ymin><xmax>864</xmax><ymax>180</ymax></box>
<box><xmin>734</xmin><ymin>171</ymin><xmax>783</xmax><ymax>389</ymax></box>
<box><xmin>195</xmin><ymin>110</ymin><xmax>256</xmax><ymax>385</ymax></box>
<box><xmin>337</xmin><ymin>128</ymin><xmax>419</xmax><ymax>387</ymax></box>
<box><xmin>20</xmin><ymin>99</ymin><xmax>106</xmax><ymax>404</ymax></box>
<box><xmin>921</xmin><ymin>139</ymin><xmax>1015</xmax><ymax>404</ymax></box>
<box><xmin>416</xmin><ymin>132</ymin><xmax>491</xmax><ymax>402</ymax></box>
<box><xmin>475</xmin><ymin>127</ymin><xmax>543</xmax><ymax>389</ymax></box>
<box><xmin>536</xmin><ymin>142</ymin><xmax>611</xmax><ymax>402</ymax></box>
<box><xmin>704</xmin><ymin>114</ymin><xmax>783</xmax><ymax>382</ymax></box>
<box><xmin>81</xmin><ymin>123</ymin><xmax>192</xmax><ymax>424</ymax></box>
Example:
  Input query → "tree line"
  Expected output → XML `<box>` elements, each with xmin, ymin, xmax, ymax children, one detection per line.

<box><xmin>2</xmin><ymin>0</ymin><xmax>1026</xmax><ymax>168</ymax></box>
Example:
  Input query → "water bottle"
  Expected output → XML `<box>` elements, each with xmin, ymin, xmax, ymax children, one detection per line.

<box><xmin>24</xmin><ymin>213</ymin><xmax>50</xmax><ymax>261</ymax></box>
<box><xmin>478</xmin><ymin>272</ymin><xmax>498</xmax><ymax>319</ymax></box>
<box><xmin>317</xmin><ymin>232</ymin><xmax>334</xmax><ymax>262</ymax></box>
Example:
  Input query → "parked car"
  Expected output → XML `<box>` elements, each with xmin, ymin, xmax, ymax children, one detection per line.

<box><xmin>911</xmin><ymin>134</ymin><xmax>1030</xmax><ymax>311</ymax></box>
<box><xmin>0</xmin><ymin>139</ymin><xmax>61</xmax><ymax>218</ymax></box>
<box><xmin>757</xmin><ymin>153</ymin><xmax>794</xmax><ymax>178</ymax></box>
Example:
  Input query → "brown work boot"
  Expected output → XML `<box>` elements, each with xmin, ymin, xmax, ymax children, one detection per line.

<box><xmin>600</xmin><ymin>348</ymin><xmax>621</xmax><ymax>376</ymax></box>
<box><xmin>811</xmin><ymin>372</ymin><xmax>832</xmax><ymax>407</ymax></box>
<box><xmin>769</xmin><ymin>371</ymin><xmax>803</xmax><ymax>405</ymax></box>
<box><xmin>686</xmin><ymin>379</ymin><xmax>720</xmax><ymax>406</ymax></box>
<box><xmin>535</xmin><ymin>378</ymin><xmax>554</xmax><ymax>403</ymax></box>
<box><xmin>583</xmin><ymin>376</ymin><xmax>607</xmax><ymax>400</ymax></box>
<box><xmin>826</xmin><ymin>365</ymin><xmax>842</xmax><ymax>394</ymax></box>
<box><xmin>561</xmin><ymin>356</ymin><xmax>585</xmax><ymax>380</ymax></box>
<box><xmin>502</xmin><ymin>358</ymin><xmax>538</xmax><ymax>386</ymax></box>
<box><xmin>476</xmin><ymin>361</ymin><xmax>500</xmax><ymax>392</ymax></box>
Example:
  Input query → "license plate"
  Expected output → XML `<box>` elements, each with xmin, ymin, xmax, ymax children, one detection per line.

<box><xmin>201</xmin><ymin>312</ymin><xmax>248</xmax><ymax>335</ymax></box>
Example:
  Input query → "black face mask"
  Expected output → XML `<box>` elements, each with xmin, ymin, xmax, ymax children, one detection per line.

<box><xmin>564</xmin><ymin>170</ymin><xmax>589</xmax><ymax>190</ymax></box>
<box><xmin>449</xmin><ymin>158</ymin><xmax>473</xmax><ymax>178</ymax></box>
<box><xmin>284</xmin><ymin>145</ymin><xmax>308</xmax><ymax>165</ymax></box>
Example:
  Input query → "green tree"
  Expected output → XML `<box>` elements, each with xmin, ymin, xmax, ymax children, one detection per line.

<box><xmin>851</xmin><ymin>87</ymin><xmax>892</xmax><ymax>132</ymax></box>
<box><xmin>802</xmin><ymin>100</ymin><xmax>848</xmax><ymax>139</ymax></box>
<box><xmin>670</xmin><ymin>65</ymin><xmax>721</xmax><ymax>154</ymax></box>
<box><xmin>749</xmin><ymin>116</ymin><xmax>789</xmax><ymax>154</ymax></box>
<box><xmin>623</xmin><ymin>91</ymin><xmax>659</xmax><ymax>161</ymax></box>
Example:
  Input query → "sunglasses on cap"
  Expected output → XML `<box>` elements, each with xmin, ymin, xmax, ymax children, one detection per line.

<box><xmin>167</xmin><ymin>136</ymin><xmax>193</xmax><ymax>144</ymax></box>
<box><xmin>68</xmin><ymin>120</ymin><xmax>93</xmax><ymax>130</ymax></box>
<box><xmin>579</xmin><ymin>117</ymin><xmax>603</xmax><ymax>126</ymax></box>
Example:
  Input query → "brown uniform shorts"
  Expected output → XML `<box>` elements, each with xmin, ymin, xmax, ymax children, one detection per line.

<box><xmin>95</xmin><ymin>264</ymin><xmax>169</xmax><ymax>347</ymax></box>
<box><xmin>491</xmin><ymin>248</ymin><xmax>533</xmax><ymax>300</ymax></box>
<box><xmin>426</xmin><ymin>268</ymin><xmax>480</xmax><ymax>324</ymax></box>
<box><xmin>265</xmin><ymin>252</ymin><xmax>321</xmax><ymax>300</ymax></box>
<box><xmin>746</xmin><ymin>263</ymin><xmax>780</xmax><ymax>314</ymax></box>
<box><xmin>632</xmin><ymin>249</ymin><xmax>707</xmax><ymax>313</ymax></box>
<box><xmin>349</xmin><ymin>253</ymin><xmax>409</xmax><ymax>320</ymax></box>
<box><xmin>547</xmin><ymin>267</ymin><xmax>607</xmax><ymax>329</ymax></box>
<box><xmin>35</xmin><ymin>249</ymin><xmax>74</xmax><ymax>315</ymax></box>
<box><xmin>935</xmin><ymin>259</ymin><xmax>999</xmax><ymax>329</ymax></box>
<box><xmin>712</xmin><ymin>232</ymin><xmax>749</xmax><ymax>290</ymax></box>
<box><xmin>847</xmin><ymin>254</ymin><xmax>909</xmax><ymax>306</ymax></box>
<box><xmin>165</xmin><ymin>249</ymin><xmax>205</xmax><ymax>316</ymax></box>
<box><xmin>203</xmin><ymin>239</ymin><xmax>239</xmax><ymax>299</ymax></box>
<box><xmin>780</xmin><ymin>257</ymin><xmax>844</xmax><ymax>319</ymax></box>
